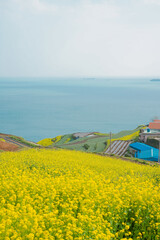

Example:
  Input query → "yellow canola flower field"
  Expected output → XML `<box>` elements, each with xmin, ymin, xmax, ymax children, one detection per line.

<box><xmin>0</xmin><ymin>149</ymin><xmax>159</xmax><ymax>240</ymax></box>
<box><xmin>38</xmin><ymin>136</ymin><xmax>62</xmax><ymax>147</ymax></box>
<box><xmin>106</xmin><ymin>130</ymin><xmax>140</xmax><ymax>148</ymax></box>
<box><xmin>118</xmin><ymin>131</ymin><xmax>140</xmax><ymax>141</ymax></box>
<box><xmin>37</xmin><ymin>138</ymin><xmax>53</xmax><ymax>147</ymax></box>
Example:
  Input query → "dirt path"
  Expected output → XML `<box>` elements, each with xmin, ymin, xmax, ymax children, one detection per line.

<box><xmin>0</xmin><ymin>140</ymin><xmax>19</xmax><ymax>151</ymax></box>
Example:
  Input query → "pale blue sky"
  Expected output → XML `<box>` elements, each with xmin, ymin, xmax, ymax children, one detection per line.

<box><xmin>0</xmin><ymin>0</ymin><xmax>160</xmax><ymax>77</ymax></box>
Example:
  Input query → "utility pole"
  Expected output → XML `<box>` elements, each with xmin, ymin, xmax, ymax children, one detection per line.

<box><xmin>110</xmin><ymin>132</ymin><xmax>112</xmax><ymax>155</ymax></box>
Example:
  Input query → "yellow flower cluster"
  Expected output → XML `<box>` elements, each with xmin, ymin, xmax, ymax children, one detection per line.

<box><xmin>118</xmin><ymin>130</ymin><xmax>140</xmax><ymax>141</ymax></box>
<box><xmin>122</xmin><ymin>126</ymin><xmax>146</xmax><ymax>140</ymax></box>
<box><xmin>38</xmin><ymin>136</ymin><xmax>62</xmax><ymax>147</ymax></box>
<box><xmin>0</xmin><ymin>138</ymin><xmax>6</xmax><ymax>142</ymax></box>
<box><xmin>38</xmin><ymin>138</ymin><xmax>53</xmax><ymax>147</ymax></box>
<box><xmin>106</xmin><ymin>130</ymin><xmax>140</xmax><ymax>148</ymax></box>
<box><xmin>64</xmin><ymin>138</ymin><xmax>71</xmax><ymax>144</ymax></box>
<box><xmin>0</xmin><ymin>149</ymin><xmax>159</xmax><ymax>240</ymax></box>
<box><xmin>54</xmin><ymin>135</ymin><xmax>62</xmax><ymax>143</ymax></box>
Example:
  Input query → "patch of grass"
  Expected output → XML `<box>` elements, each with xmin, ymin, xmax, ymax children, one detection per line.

<box><xmin>54</xmin><ymin>134</ymin><xmax>74</xmax><ymax>145</ymax></box>
<box><xmin>10</xmin><ymin>136</ymin><xmax>38</xmax><ymax>148</ymax></box>
<box><xmin>94</xmin><ymin>132</ymin><xmax>109</xmax><ymax>136</ymax></box>
<box><xmin>113</xmin><ymin>126</ymin><xmax>145</xmax><ymax>139</ymax></box>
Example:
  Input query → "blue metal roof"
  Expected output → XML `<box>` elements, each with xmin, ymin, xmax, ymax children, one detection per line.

<box><xmin>129</xmin><ymin>142</ymin><xmax>159</xmax><ymax>162</ymax></box>
<box><xmin>130</xmin><ymin>142</ymin><xmax>154</xmax><ymax>151</ymax></box>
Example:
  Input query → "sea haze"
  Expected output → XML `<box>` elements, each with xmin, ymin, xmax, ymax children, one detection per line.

<box><xmin>0</xmin><ymin>77</ymin><xmax>160</xmax><ymax>142</ymax></box>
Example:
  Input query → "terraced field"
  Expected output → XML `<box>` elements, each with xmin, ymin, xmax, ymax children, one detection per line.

<box><xmin>37</xmin><ymin>126</ymin><xmax>145</xmax><ymax>155</ymax></box>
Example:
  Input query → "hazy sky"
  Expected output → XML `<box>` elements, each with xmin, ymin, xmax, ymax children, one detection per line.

<box><xmin>0</xmin><ymin>0</ymin><xmax>160</xmax><ymax>77</ymax></box>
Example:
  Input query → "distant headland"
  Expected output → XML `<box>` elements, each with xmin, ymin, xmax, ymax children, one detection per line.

<box><xmin>150</xmin><ymin>79</ymin><xmax>160</xmax><ymax>82</ymax></box>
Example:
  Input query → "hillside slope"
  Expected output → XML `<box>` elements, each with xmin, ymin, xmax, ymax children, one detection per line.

<box><xmin>38</xmin><ymin>126</ymin><xmax>145</xmax><ymax>155</ymax></box>
<box><xmin>0</xmin><ymin>133</ymin><xmax>40</xmax><ymax>151</ymax></box>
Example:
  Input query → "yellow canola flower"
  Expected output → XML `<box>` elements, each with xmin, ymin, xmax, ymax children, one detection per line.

<box><xmin>37</xmin><ymin>138</ymin><xmax>53</xmax><ymax>147</ymax></box>
<box><xmin>64</xmin><ymin>138</ymin><xmax>71</xmax><ymax>143</ymax></box>
<box><xmin>106</xmin><ymin>130</ymin><xmax>141</xmax><ymax>148</ymax></box>
<box><xmin>0</xmin><ymin>149</ymin><xmax>159</xmax><ymax>239</ymax></box>
<box><xmin>54</xmin><ymin>135</ymin><xmax>62</xmax><ymax>143</ymax></box>
<box><xmin>118</xmin><ymin>130</ymin><xmax>140</xmax><ymax>140</ymax></box>
<box><xmin>38</xmin><ymin>135</ymin><xmax>62</xmax><ymax>146</ymax></box>
<box><xmin>0</xmin><ymin>138</ymin><xmax>6</xmax><ymax>142</ymax></box>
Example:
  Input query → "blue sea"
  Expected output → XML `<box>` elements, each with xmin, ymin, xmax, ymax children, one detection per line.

<box><xmin>0</xmin><ymin>77</ymin><xmax>160</xmax><ymax>142</ymax></box>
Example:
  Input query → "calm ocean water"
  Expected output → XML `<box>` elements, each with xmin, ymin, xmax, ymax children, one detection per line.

<box><xmin>0</xmin><ymin>77</ymin><xmax>160</xmax><ymax>142</ymax></box>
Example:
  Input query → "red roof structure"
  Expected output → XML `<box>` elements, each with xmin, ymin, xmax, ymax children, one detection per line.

<box><xmin>149</xmin><ymin>120</ymin><xmax>160</xmax><ymax>129</ymax></box>
<box><xmin>153</xmin><ymin>119</ymin><xmax>160</xmax><ymax>123</ymax></box>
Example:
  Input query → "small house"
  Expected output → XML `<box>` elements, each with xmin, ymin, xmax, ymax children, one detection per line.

<box><xmin>129</xmin><ymin>142</ymin><xmax>159</xmax><ymax>162</ymax></box>
<box><xmin>149</xmin><ymin>120</ymin><xmax>160</xmax><ymax>133</ymax></box>
<box><xmin>140</xmin><ymin>119</ymin><xmax>160</xmax><ymax>142</ymax></box>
